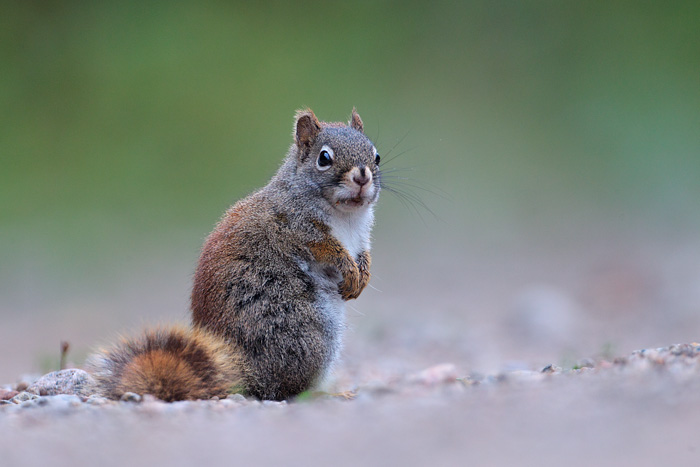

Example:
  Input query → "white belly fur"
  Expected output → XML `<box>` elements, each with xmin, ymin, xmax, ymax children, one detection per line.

<box><xmin>327</xmin><ymin>206</ymin><xmax>374</xmax><ymax>258</ymax></box>
<box><xmin>308</xmin><ymin>205</ymin><xmax>374</xmax><ymax>389</ymax></box>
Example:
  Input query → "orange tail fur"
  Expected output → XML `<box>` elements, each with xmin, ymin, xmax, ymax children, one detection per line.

<box><xmin>86</xmin><ymin>326</ymin><xmax>244</xmax><ymax>402</ymax></box>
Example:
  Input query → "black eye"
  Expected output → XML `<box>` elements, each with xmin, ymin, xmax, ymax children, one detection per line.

<box><xmin>374</xmin><ymin>152</ymin><xmax>380</xmax><ymax>165</ymax></box>
<box><xmin>318</xmin><ymin>150</ymin><xmax>333</xmax><ymax>169</ymax></box>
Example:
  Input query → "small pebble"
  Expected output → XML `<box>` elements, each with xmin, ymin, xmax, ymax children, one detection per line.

<box><xmin>20</xmin><ymin>399</ymin><xmax>42</xmax><ymax>409</ymax></box>
<box><xmin>407</xmin><ymin>363</ymin><xmax>458</xmax><ymax>386</ymax></box>
<box><xmin>27</xmin><ymin>369</ymin><xmax>99</xmax><ymax>398</ymax></box>
<box><xmin>0</xmin><ymin>389</ymin><xmax>19</xmax><ymax>400</ymax></box>
<box><xmin>120</xmin><ymin>392</ymin><xmax>142</xmax><ymax>403</ymax></box>
<box><xmin>541</xmin><ymin>364</ymin><xmax>562</xmax><ymax>374</ymax></box>
<box><xmin>575</xmin><ymin>358</ymin><xmax>595</xmax><ymax>369</ymax></box>
<box><xmin>37</xmin><ymin>394</ymin><xmax>83</xmax><ymax>410</ymax></box>
<box><xmin>226</xmin><ymin>393</ymin><xmax>247</xmax><ymax>402</ymax></box>
<box><xmin>262</xmin><ymin>400</ymin><xmax>287</xmax><ymax>408</ymax></box>
<box><xmin>85</xmin><ymin>395</ymin><xmax>110</xmax><ymax>406</ymax></box>
<box><xmin>218</xmin><ymin>399</ymin><xmax>237</xmax><ymax>408</ymax></box>
<box><xmin>10</xmin><ymin>391</ymin><xmax>39</xmax><ymax>404</ymax></box>
<box><xmin>15</xmin><ymin>374</ymin><xmax>41</xmax><ymax>392</ymax></box>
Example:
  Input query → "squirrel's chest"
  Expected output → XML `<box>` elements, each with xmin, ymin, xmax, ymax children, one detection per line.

<box><xmin>326</xmin><ymin>208</ymin><xmax>374</xmax><ymax>258</ymax></box>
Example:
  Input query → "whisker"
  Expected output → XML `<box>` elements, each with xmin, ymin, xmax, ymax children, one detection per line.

<box><xmin>380</xmin><ymin>130</ymin><xmax>411</xmax><ymax>160</ymax></box>
<box><xmin>381</xmin><ymin>146</ymin><xmax>418</xmax><ymax>167</ymax></box>
<box><xmin>382</xmin><ymin>185</ymin><xmax>434</xmax><ymax>226</ymax></box>
<box><xmin>383</xmin><ymin>185</ymin><xmax>413</xmax><ymax>212</ymax></box>
<box><xmin>385</xmin><ymin>185</ymin><xmax>439</xmax><ymax>219</ymax></box>
<box><xmin>382</xmin><ymin>186</ymin><xmax>418</xmax><ymax>219</ymax></box>
<box><xmin>380</xmin><ymin>177</ymin><xmax>452</xmax><ymax>201</ymax></box>
<box><xmin>346</xmin><ymin>302</ymin><xmax>365</xmax><ymax>316</ymax></box>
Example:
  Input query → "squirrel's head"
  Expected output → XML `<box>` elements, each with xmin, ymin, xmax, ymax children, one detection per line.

<box><xmin>293</xmin><ymin>108</ymin><xmax>380</xmax><ymax>214</ymax></box>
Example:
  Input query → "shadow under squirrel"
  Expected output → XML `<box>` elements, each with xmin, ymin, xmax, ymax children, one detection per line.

<box><xmin>86</xmin><ymin>108</ymin><xmax>380</xmax><ymax>401</ymax></box>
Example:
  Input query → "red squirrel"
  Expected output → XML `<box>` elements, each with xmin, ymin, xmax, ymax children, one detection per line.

<box><xmin>86</xmin><ymin>108</ymin><xmax>380</xmax><ymax>401</ymax></box>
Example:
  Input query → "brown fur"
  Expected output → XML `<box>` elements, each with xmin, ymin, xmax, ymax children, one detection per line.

<box><xmin>294</xmin><ymin>108</ymin><xmax>322</xmax><ymax>150</ymax></box>
<box><xmin>349</xmin><ymin>107</ymin><xmax>364</xmax><ymax>132</ymax></box>
<box><xmin>354</xmin><ymin>250</ymin><xmax>372</xmax><ymax>300</ymax></box>
<box><xmin>307</xmin><ymin>231</ymin><xmax>367</xmax><ymax>301</ymax></box>
<box><xmin>191</xmin><ymin>193</ymin><xmax>329</xmax><ymax>400</ymax></box>
<box><xmin>86</xmin><ymin>326</ymin><xmax>244</xmax><ymax>401</ymax></box>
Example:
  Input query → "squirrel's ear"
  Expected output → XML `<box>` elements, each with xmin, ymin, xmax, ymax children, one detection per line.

<box><xmin>349</xmin><ymin>107</ymin><xmax>364</xmax><ymax>133</ymax></box>
<box><xmin>295</xmin><ymin>109</ymin><xmax>321</xmax><ymax>149</ymax></box>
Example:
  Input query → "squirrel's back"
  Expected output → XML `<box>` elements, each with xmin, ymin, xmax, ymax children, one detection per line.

<box><xmin>86</xmin><ymin>326</ymin><xmax>244</xmax><ymax>401</ymax></box>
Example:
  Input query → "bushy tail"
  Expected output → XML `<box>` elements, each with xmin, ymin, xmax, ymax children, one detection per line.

<box><xmin>86</xmin><ymin>325</ymin><xmax>244</xmax><ymax>402</ymax></box>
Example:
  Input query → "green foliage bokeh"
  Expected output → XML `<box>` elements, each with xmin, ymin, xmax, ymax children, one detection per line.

<box><xmin>2</xmin><ymin>1</ymin><xmax>699</xmax><ymax>288</ymax></box>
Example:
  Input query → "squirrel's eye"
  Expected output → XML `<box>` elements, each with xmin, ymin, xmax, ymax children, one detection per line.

<box><xmin>374</xmin><ymin>152</ymin><xmax>380</xmax><ymax>166</ymax></box>
<box><xmin>318</xmin><ymin>150</ymin><xmax>332</xmax><ymax>167</ymax></box>
<box><xmin>317</xmin><ymin>148</ymin><xmax>333</xmax><ymax>170</ymax></box>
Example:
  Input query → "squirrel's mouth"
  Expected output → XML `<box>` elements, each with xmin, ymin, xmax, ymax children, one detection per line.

<box><xmin>336</xmin><ymin>197</ymin><xmax>367</xmax><ymax>208</ymax></box>
<box><xmin>333</xmin><ymin>191</ymin><xmax>376</xmax><ymax>211</ymax></box>
<box><xmin>331</xmin><ymin>182</ymin><xmax>378</xmax><ymax>212</ymax></box>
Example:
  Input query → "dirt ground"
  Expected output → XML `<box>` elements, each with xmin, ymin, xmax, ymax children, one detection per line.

<box><xmin>2</xmin><ymin>232</ymin><xmax>700</xmax><ymax>466</ymax></box>
<box><xmin>2</xmin><ymin>346</ymin><xmax>700</xmax><ymax>467</ymax></box>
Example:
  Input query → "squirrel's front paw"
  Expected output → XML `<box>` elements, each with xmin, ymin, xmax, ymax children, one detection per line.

<box><xmin>339</xmin><ymin>251</ymin><xmax>371</xmax><ymax>301</ymax></box>
<box><xmin>356</xmin><ymin>251</ymin><xmax>371</xmax><ymax>297</ymax></box>
<box><xmin>338</xmin><ymin>261</ymin><xmax>361</xmax><ymax>301</ymax></box>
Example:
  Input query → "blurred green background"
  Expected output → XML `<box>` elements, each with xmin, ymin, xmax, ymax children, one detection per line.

<box><xmin>2</xmin><ymin>1</ymin><xmax>699</xmax><ymax>380</ymax></box>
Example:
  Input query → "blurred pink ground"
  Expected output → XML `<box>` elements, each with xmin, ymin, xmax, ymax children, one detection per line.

<box><xmin>2</xmin><ymin>229</ymin><xmax>700</xmax><ymax>466</ymax></box>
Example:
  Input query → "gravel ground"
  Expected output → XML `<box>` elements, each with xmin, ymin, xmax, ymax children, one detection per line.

<box><xmin>2</xmin><ymin>343</ymin><xmax>700</xmax><ymax>467</ymax></box>
<box><xmin>4</xmin><ymin>236</ymin><xmax>700</xmax><ymax>466</ymax></box>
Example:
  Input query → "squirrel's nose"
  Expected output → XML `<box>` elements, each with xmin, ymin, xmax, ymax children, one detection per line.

<box><xmin>353</xmin><ymin>166</ymin><xmax>371</xmax><ymax>186</ymax></box>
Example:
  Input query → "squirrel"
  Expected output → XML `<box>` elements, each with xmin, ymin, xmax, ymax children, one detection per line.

<box><xmin>86</xmin><ymin>108</ymin><xmax>381</xmax><ymax>401</ymax></box>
